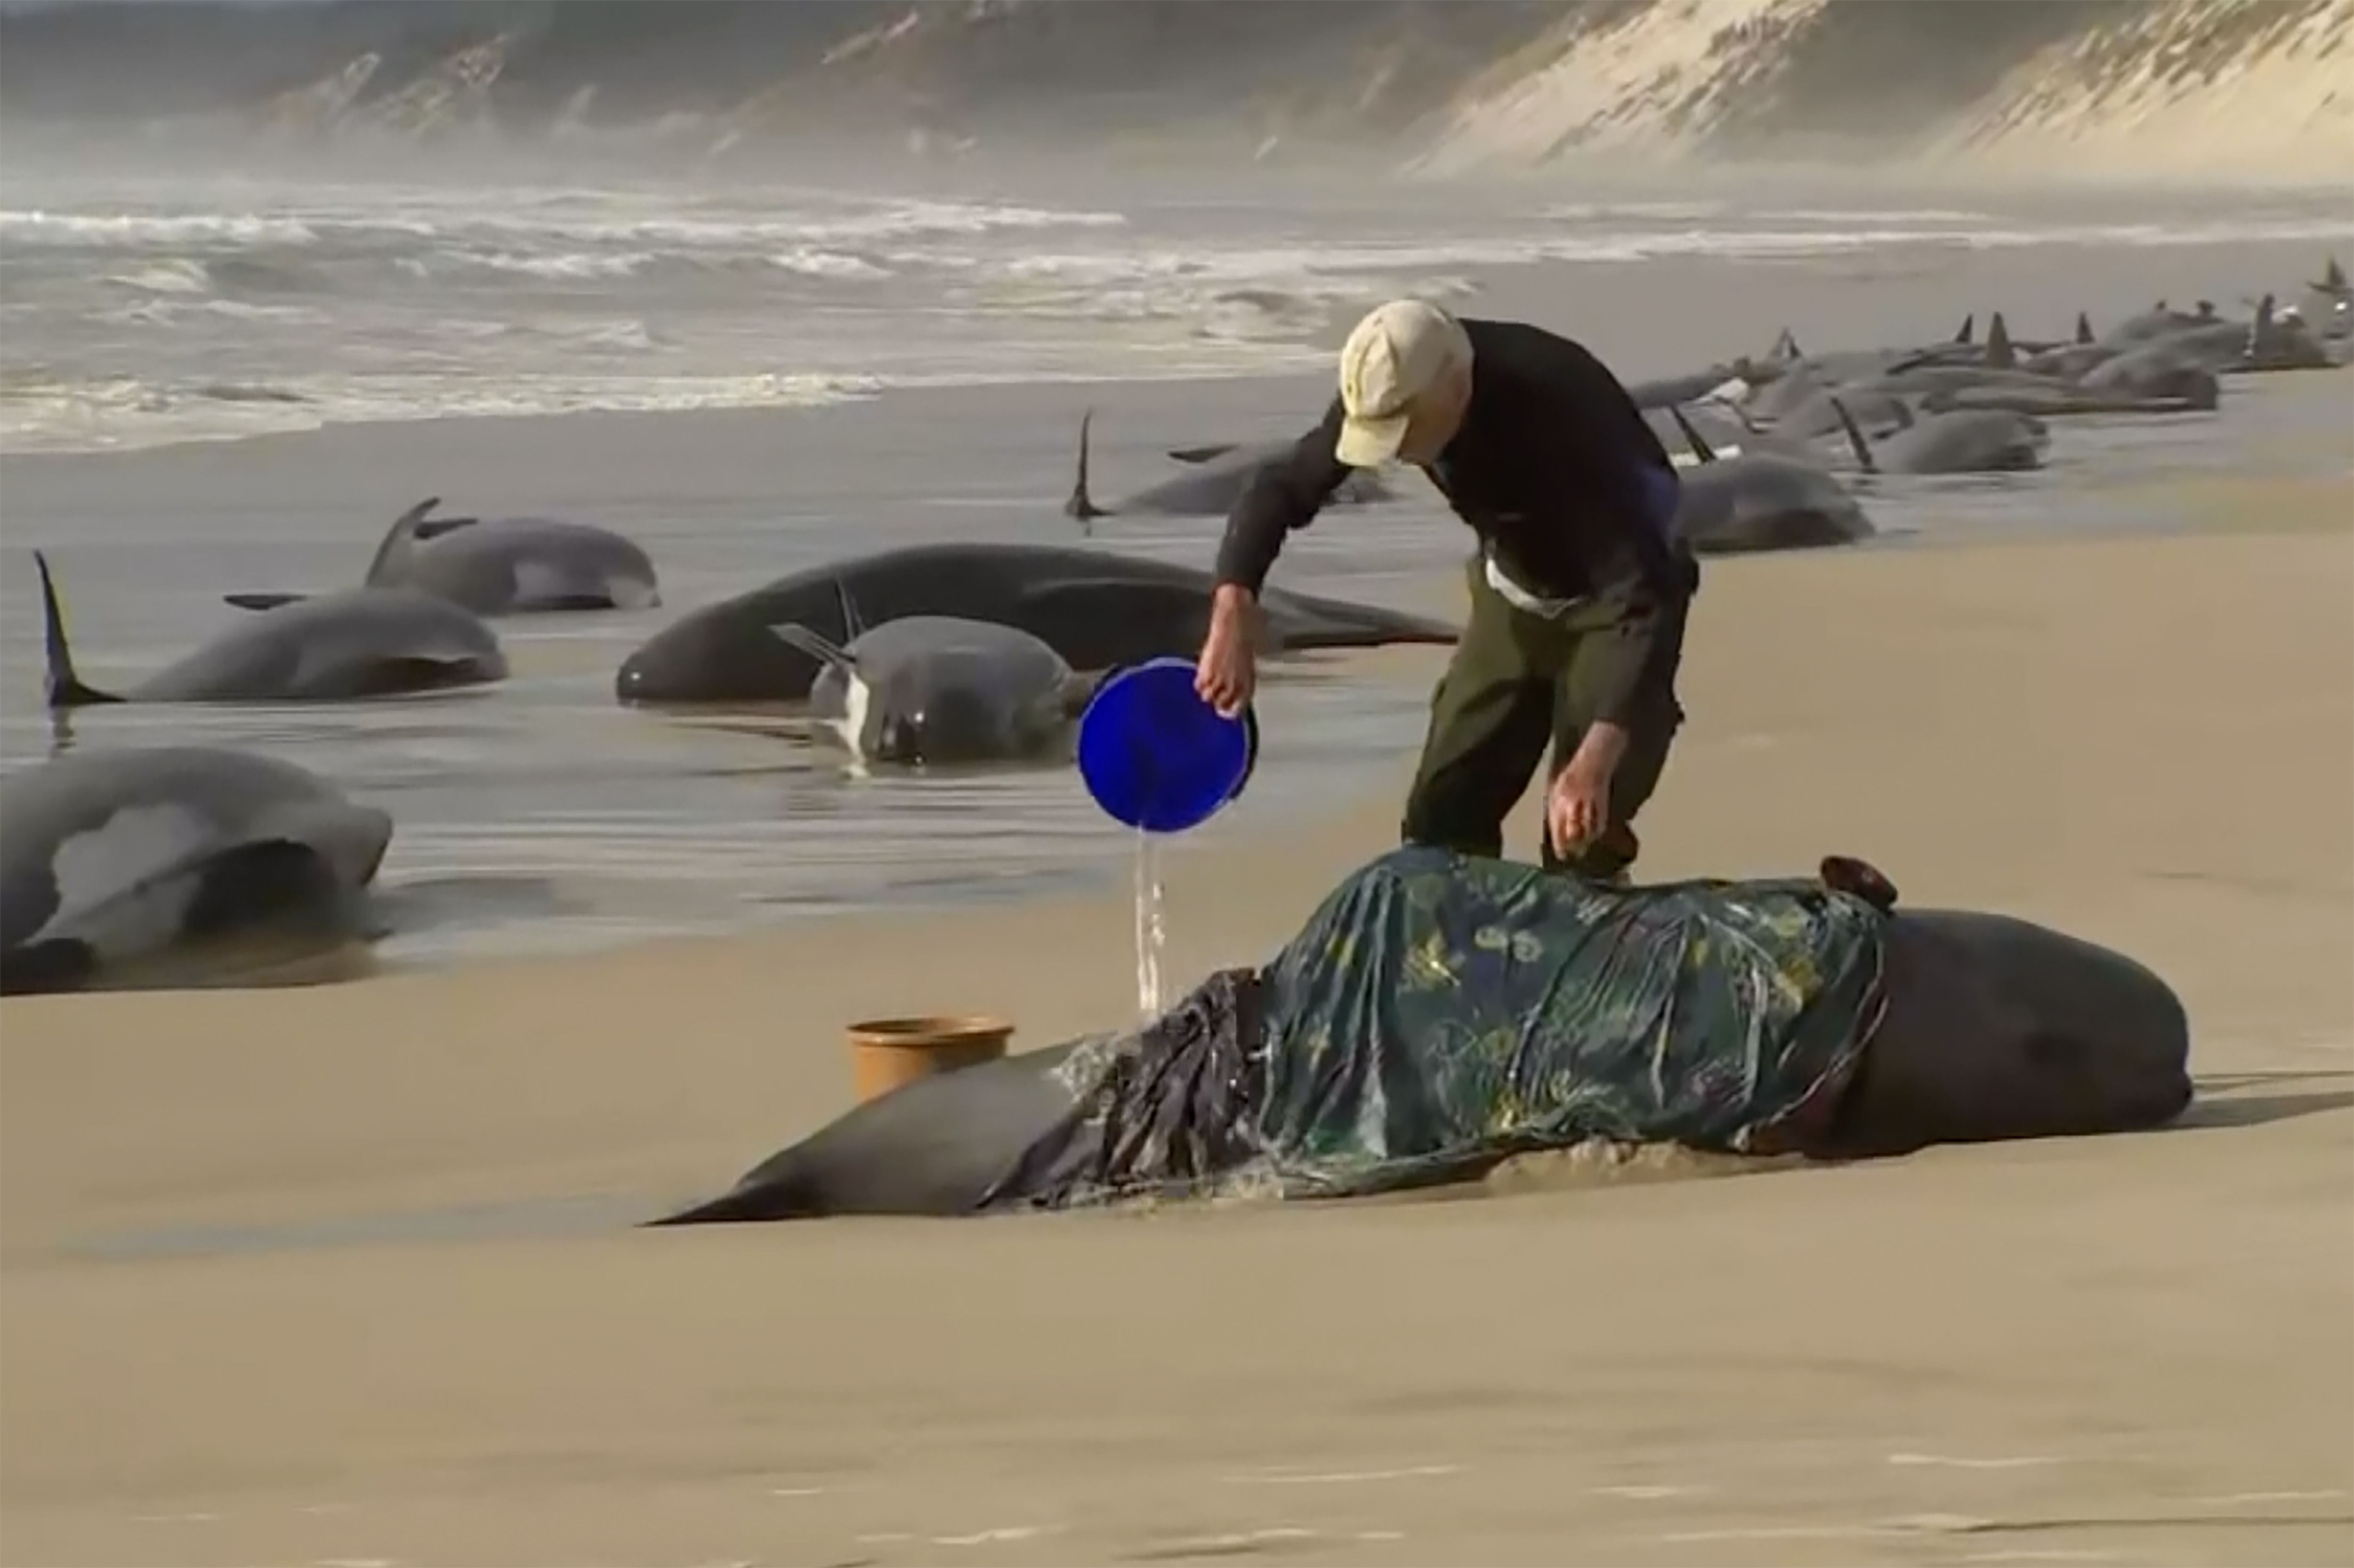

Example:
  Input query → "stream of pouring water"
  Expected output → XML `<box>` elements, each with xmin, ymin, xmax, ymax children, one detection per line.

<box><xmin>1134</xmin><ymin>829</ymin><xmax>1164</xmax><ymax>1021</ymax></box>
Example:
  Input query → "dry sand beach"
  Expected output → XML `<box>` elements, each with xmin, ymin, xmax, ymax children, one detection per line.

<box><xmin>4</xmin><ymin>458</ymin><xmax>2349</xmax><ymax>1565</ymax></box>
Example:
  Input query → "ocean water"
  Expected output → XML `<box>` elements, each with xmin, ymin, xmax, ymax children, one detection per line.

<box><xmin>0</xmin><ymin>169</ymin><xmax>2348</xmax><ymax>969</ymax></box>
<box><xmin>4</xmin><ymin>171</ymin><xmax>2349</xmax><ymax>453</ymax></box>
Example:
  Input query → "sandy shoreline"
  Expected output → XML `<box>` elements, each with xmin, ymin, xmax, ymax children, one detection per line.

<box><xmin>3</xmin><ymin>458</ymin><xmax>2349</xmax><ymax>1565</ymax></box>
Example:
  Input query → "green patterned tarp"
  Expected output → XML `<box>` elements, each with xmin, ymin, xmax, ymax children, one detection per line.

<box><xmin>980</xmin><ymin>844</ymin><xmax>1891</xmax><ymax>1212</ymax></box>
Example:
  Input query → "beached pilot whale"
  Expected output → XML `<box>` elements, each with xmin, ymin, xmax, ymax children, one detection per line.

<box><xmin>0</xmin><ymin>744</ymin><xmax>392</xmax><ymax>995</ymax></box>
<box><xmin>1825</xmin><ymin>394</ymin><xmax>2048</xmax><ymax>475</ymax></box>
<box><xmin>646</xmin><ymin>852</ymin><xmax>2193</xmax><ymax>1224</ymax></box>
<box><xmin>33</xmin><ymin>551</ymin><xmax>508</xmax><ymax>708</ymax></box>
<box><xmin>770</xmin><ymin>583</ymin><xmax>1095</xmax><ymax>766</ymax></box>
<box><xmin>1062</xmin><ymin>410</ymin><xmax>1394</xmax><ymax>531</ymax></box>
<box><xmin>1660</xmin><ymin>407</ymin><xmax>1875</xmax><ymax>554</ymax></box>
<box><xmin>223</xmin><ymin>497</ymin><xmax>660</xmax><ymax>617</ymax></box>
<box><xmin>613</xmin><ymin>542</ymin><xmax>1458</xmax><ymax>708</ymax></box>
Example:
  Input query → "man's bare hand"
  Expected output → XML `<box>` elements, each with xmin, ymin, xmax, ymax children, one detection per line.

<box><xmin>1547</xmin><ymin>722</ymin><xmax>1630</xmax><ymax>859</ymax></box>
<box><xmin>1546</xmin><ymin>763</ymin><xmax>1610</xmax><ymax>858</ymax></box>
<box><xmin>1195</xmin><ymin>585</ymin><xmax>1258</xmax><ymax>718</ymax></box>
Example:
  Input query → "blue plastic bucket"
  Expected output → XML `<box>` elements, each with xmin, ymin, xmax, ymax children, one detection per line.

<box><xmin>1076</xmin><ymin>657</ymin><xmax>1258</xmax><ymax>835</ymax></box>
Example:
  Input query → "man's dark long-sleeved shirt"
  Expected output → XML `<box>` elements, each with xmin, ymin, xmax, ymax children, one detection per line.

<box><xmin>1212</xmin><ymin>317</ymin><xmax>1696</xmax><ymax>727</ymax></box>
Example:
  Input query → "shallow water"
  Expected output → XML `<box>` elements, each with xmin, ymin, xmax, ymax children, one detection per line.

<box><xmin>0</xmin><ymin>174</ymin><xmax>2348</xmax><ymax>969</ymax></box>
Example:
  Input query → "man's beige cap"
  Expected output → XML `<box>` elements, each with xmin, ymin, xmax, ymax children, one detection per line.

<box><xmin>1334</xmin><ymin>299</ymin><xmax>1474</xmax><ymax>467</ymax></box>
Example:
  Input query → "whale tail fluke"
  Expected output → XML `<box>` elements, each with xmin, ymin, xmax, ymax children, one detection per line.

<box><xmin>32</xmin><ymin>552</ymin><xmax>124</xmax><ymax>709</ymax></box>
<box><xmin>1166</xmin><ymin>443</ymin><xmax>1235</xmax><ymax>465</ymax></box>
<box><xmin>224</xmin><ymin>592</ymin><xmax>308</xmax><ymax>612</ymax></box>
<box><xmin>1063</xmin><ymin>410</ymin><xmax>1105</xmax><ymax>531</ymax></box>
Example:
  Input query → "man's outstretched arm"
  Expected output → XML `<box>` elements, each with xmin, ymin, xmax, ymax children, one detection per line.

<box><xmin>1211</xmin><ymin>396</ymin><xmax>1356</xmax><ymax>596</ymax></box>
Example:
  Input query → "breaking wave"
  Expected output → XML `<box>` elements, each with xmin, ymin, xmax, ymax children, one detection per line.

<box><xmin>3</xmin><ymin>172</ymin><xmax>2347</xmax><ymax>456</ymax></box>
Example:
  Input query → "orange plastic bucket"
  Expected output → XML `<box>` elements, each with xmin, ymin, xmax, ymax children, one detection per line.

<box><xmin>846</xmin><ymin>1014</ymin><xmax>1012</xmax><ymax>1102</ymax></box>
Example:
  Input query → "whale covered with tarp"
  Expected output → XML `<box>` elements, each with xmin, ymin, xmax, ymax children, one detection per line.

<box><xmin>976</xmin><ymin>844</ymin><xmax>1889</xmax><ymax>1211</ymax></box>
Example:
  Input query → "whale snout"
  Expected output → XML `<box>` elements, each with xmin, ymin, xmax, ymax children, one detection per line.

<box><xmin>617</xmin><ymin>619</ymin><xmax>819</xmax><ymax>707</ymax></box>
<box><xmin>615</xmin><ymin>652</ymin><xmax>654</xmax><ymax>703</ymax></box>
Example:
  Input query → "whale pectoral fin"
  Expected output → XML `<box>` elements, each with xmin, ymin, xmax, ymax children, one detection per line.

<box><xmin>409</xmin><ymin>515</ymin><xmax>483</xmax><ymax>541</ymax></box>
<box><xmin>767</xmin><ymin>622</ymin><xmax>856</xmax><ymax>674</ymax></box>
<box><xmin>1666</xmin><ymin>405</ymin><xmax>1717</xmax><ymax>464</ymax></box>
<box><xmin>1826</xmin><ymin>394</ymin><xmax>1877</xmax><ymax>475</ymax></box>
<box><xmin>224</xmin><ymin>592</ymin><xmax>307</xmax><ymax>611</ymax></box>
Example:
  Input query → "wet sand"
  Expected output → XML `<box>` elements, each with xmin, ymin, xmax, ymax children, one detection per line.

<box><xmin>4</xmin><ymin>460</ymin><xmax>2349</xmax><ymax>1565</ymax></box>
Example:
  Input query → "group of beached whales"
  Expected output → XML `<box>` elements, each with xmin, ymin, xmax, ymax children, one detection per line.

<box><xmin>10</xmin><ymin>265</ymin><xmax>2345</xmax><ymax>1211</ymax></box>
<box><xmin>1622</xmin><ymin>277</ymin><xmax>2348</xmax><ymax>552</ymax></box>
<box><xmin>7</xmin><ymin>482</ymin><xmax>1463</xmax><ymax>994</ymax></box>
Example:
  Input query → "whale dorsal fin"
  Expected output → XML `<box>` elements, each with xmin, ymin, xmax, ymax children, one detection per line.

<box><xmin>2324</xmin><ymin>255</ymin><xmax>2347</xmax><ymax>291</ymax></box>
<box><xmin>2075</xmin><ymin>310</ymin><xmax>2094</xmax><ymax>345</ymax></box>
<box><xmin>1985</xmin><ymin>313</ymin><xmax>2015</xmax><ymax>369</ymax></box>
<box><xmin>1771</xmin><ymin>326</ymin><xmax>1801</xmax><ymax>362</ymax></box>
<box><xmin>1063</xmin><ymin>410</ymin><xmax>1104</xmax><ymax>530</ymax></box>
<box><xmin>1666</xmin><ymin>405</ymin><xmax>1717</xmax><ymax>464</ymax></box>
<box><xmin>32</xmin><ymin>551</ymin><xmax>123</xmax><ymax>709</ymax></box>
<box><xmin>1826</xmin><ymin>394</ymin><xmax>1877</xmax><ymax>475</ymax></box>
<box><xmin>363</xmin><ymin>497</ymin><xmax>441</xmax><ymax>585</ymax></box>
<box><xmin>1952</xmin><ymin>312</ymin><xmax>1974</xmax><ymax>345</ymax></box>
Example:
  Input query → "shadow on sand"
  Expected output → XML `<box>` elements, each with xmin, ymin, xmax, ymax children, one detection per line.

<box><xmin>2165</xmin><ymin>1070</ymin><xmax>2354</xmax><ymax>1132</ymax></box>
<box><xmin>50</xmin><ymin>1076</ymin><xmax>2352</xmax><ymax>1267</ymax></box>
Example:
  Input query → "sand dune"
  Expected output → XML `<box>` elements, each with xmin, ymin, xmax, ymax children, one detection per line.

<box><xmin>5</xmin><ymin>0</ymin><xmax>2347</xmax><ymax>184</ymax></box>
<box><xmin>3</xmin><ymin>468</ymin><xmax>2348</xmax><ymax>1564</ymax></box>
